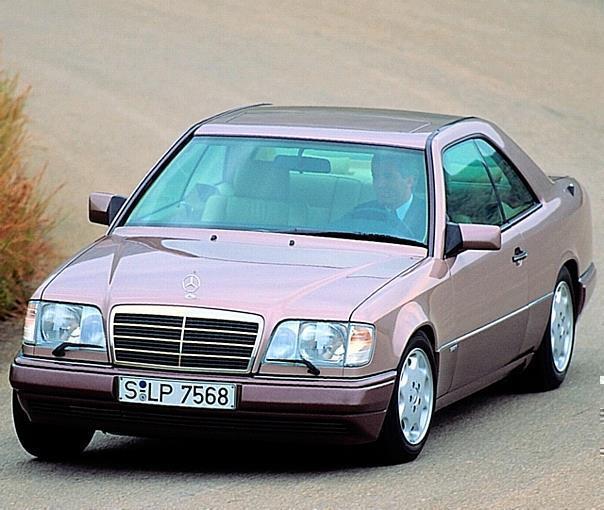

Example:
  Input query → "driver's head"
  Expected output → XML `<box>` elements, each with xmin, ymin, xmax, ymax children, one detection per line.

<box><xmin>371</xmin><ymin>151</ymin><xmax>417</xmax><ymax>209</ymax></box>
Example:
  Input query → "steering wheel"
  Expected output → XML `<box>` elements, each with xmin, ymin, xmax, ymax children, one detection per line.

<box><xmin>349</xmin><ymin>206</ymin><xmax>416</xmax><ymax>240</ymax></box>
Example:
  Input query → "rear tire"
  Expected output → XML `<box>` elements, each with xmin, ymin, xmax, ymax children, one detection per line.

<box><xmin>374</xmin><ymin>331</ymin><xmax>436</xmax><ymax>464</ymax></box>
<box><xmin>12</xmin><ymin>391</ymin><xmax>94</xmax><ymax>460</ymax></box>
<box><xmin>522</xmin><ymin>267</ymin><xmax>575</xmax><ymax>391</ymax></box>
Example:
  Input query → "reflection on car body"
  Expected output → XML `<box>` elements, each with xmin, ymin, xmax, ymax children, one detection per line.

<box><xmin>10</xmin><ymin>105</ymin><xmax>596</xmax><ymax>463</ymax></box>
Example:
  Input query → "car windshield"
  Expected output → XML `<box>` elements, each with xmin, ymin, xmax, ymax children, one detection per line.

<box><xmin>124</xmin><ymin>136</ymin><xmax>429</xmax><ymax>246</ymax></box>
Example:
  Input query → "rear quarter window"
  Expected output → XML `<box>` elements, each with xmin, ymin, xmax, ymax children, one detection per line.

<box><xmin>474</xmin><ymin>139</ymin><xmax>537</xmax><ymax>222</ymax></box>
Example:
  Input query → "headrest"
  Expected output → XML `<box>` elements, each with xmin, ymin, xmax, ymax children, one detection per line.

<box><xmin>274</xmin><ymin>155</ymin><xmax>331</xmax><ymax>174</ymax></box>
<box><xmin>233</xmin><ymin>161</ymin><xmax>290</xmax><ymax>200</ymax></box>
<box><xmin>371</xmin><ymin>149</ymin><xmax>424</xmax><ymax>179</ymax></box>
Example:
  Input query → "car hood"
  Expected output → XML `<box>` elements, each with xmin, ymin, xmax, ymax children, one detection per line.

<box><xmin>40</xmin><ymin>228</ymin><xmax>425</xmax><ymax>324</ymax></box>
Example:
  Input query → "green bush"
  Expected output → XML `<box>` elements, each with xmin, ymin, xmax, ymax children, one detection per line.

<box><xmin>0</xmin><ymin>69</ymin><xmax>57</xmax><ymax>319</ymax></box>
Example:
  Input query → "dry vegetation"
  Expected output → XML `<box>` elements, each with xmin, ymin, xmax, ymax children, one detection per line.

<box><xmin>0</xmin><ymin>68</ymin><xmax>57</xmax><ymax>319</ymax></box>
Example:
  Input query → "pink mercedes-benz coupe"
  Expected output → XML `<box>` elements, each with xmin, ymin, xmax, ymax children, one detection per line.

<box><xmin>10</xmin><ymin>106</ymin><xmax>595</xmax><ymax>463</ymax></box>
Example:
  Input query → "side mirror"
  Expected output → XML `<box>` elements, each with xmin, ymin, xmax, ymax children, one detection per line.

<box><xmin>89</xmin><ymin>192</ymin><xmax>127</xmax><ymax>226</ymax></box>
<box><xmin>445</xmin><ymin>222</ymin><xmax>501</xmax><ymax>258</ymax></box>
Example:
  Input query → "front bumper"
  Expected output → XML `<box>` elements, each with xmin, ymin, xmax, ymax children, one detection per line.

<box><xmin>10</xmin><ymin>356</ymin><xmax>395</xmax><ymax>445</ymax></box>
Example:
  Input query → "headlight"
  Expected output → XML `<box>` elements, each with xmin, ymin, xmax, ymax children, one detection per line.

<box><xmin>264</xmin><ymin>321</ymin><xmax>375</xmax><ymax>368</ymax></box>
<box><xmin>23</xmin><ymin>300</ymin><xmax>107</xmax><ymax>351</ymax></box>
<box><xmin>299</xmin><ymin>322</ymin><xmax>346</xmax><ymax>364</ymax></box>
<box><xmin>265</xmin><ymin>321</ymin><xmax>298</xmax><ymax>359</ymax></box>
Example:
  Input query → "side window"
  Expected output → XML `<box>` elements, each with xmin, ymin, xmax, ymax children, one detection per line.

<box><xmin>474</xmin><ymin>139</ymin><xmax>537</xmax><ymax>221</ymax></box>
<box><xmin>442</xmin><ymin>140</ymin><xmax>503</xmax><ymax>226</ymax></box>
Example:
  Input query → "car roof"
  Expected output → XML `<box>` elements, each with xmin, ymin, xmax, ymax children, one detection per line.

<box><xmin>196</xmin><ymin>105</ymin><xmax>465</xmax><ymax>149</ymax></box>
<box><xmin>205</xmin><ymin>105</ymin><xmax>461</xmax><ymax>133</ymax></box>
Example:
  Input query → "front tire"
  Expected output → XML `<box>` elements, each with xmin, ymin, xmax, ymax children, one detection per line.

<box><xmin>12</xmin><ymin>391</ymin><xmax>94</xmax><ymax>460</ymax></box>
<box><xmin>375</xmin><ymin>331</ymin><xmax>436</xmax><ymax>464</ymax></box>
<box><xmin>523</xmin><ymin>267</ymin><xmax>576</xmax><ymax>391</ymax></box>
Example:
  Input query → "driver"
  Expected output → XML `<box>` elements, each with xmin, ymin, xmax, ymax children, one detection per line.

<box><xmin>351</xmin><ymin>151</ymin><xmax>426</xmax><ymax>239</ymax></box>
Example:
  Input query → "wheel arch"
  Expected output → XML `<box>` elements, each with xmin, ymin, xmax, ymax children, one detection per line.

<box><xmin>561</xmin><ymin>257</ymin><xmax>580</xmax><ymax>315</ymax></box>
<box><xmin>390</xmin><ymin>301</ymin><xmax>438</xmax><ymax>371</ymax></box>
<box><xmin>415</xmin><ymin>324</ymin><xmax>438</xmax><ymax>366</ymax></box>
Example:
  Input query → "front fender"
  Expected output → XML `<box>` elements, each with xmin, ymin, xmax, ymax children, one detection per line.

<box><xmin>388</xmin><ymin>302</ymin><xmax>454</xmax><ymax>399</ymax></box>
<box><xmin>389</xmin><ymin>301</ymin><xmax>433</xmax><ymax>362</ymax></box>
<box><xmin>351</xmin><ymin>258</ymin><xmax>453</xmax><ymax>392</ymax></box>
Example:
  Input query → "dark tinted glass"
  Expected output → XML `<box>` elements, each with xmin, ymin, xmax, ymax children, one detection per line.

<box><xmin>474</xmin><ymin>139</ymin><xmax>536</xmax><ymax>221</ymax></box>
<box><xmin>442</xmin><ymin>140</ymin><xmax>503</xmax><ymax>226</ymax></box>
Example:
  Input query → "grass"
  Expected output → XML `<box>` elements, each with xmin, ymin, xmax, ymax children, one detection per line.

<box><xmin>0</xmin><ymin>67</ymin><xmax>58</xmax><ymax>319</ymax></box>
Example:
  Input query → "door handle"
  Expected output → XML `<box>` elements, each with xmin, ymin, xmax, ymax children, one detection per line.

<box><xmin>512</xmin><ymin>247</ymin><xmax>528</xmax><ymax>265</ymax></box>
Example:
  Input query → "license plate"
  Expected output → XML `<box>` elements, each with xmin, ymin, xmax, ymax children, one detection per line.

<box><xmin>118</xmin><ymin>376</ymin><xmax>236</xmax><ymax>410</ymax></box>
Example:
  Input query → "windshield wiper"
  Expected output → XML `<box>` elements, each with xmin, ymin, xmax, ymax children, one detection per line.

<box><xmin>267</xmin><ymin>358</ymin><xmax>321</xmax><ymax>376</ymax></box>
<box><xmin>52</xmin><ymin>342</ymin><xmax>104</xmax><ymax>357</ymax></box>
<box><xmin>280</xmin><ymin>229</ymin><xmax>427</xmax><ymax>248</ymax></box>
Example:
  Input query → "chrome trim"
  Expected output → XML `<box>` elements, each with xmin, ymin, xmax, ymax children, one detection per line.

<box><xmin>109</xmin><ymin>305</ymin><xmax>264</xmax><ymax>374</ymax></box>
<box><xmin>437</xmin><ymin>292</ymin><xmax>553</xmax><ymax>353</ymax></box>
<box><xmin>185</xmin><ymin>327</ymin><xmax>256</xmax><ymax>336</ymax></box>
<box><xmin>500</xmin><ymin>203</ymin><xmax>542</xmax><ymax>232</ymax></box>
<box><xmin>114</xmin><ymin>322</ymin><xmax>257</xmax><ymax>336</ymax></box>
<box><xmin>114</xmin><ymin>335</ymin><xmax>182</xmax><ymax>343</ymax></box>
<box><xmin>113</xmin><ymin>323</ymin><xmax>182</xmax><ymax>330</ymax></box>
<box><xmin>512</xmin><ymin>249</ymin><xmax>529</xmax><ymax>265</ymax></box>
<box><xmin>177</xmin><ymin>315</ymin><xmax>186</xmax><ymax>366</ymax></box>
<box><xmin>115</xmin><ymin>337</ymin><xmax>257</xmax><ymax>348</ymax></box>
<box><xmin>114</xmin><ymin>348</ymin><xmax>249</xmax><ymax>360</ymax></box>
<box><xmin>179</xmin><ymin>340</ymin><xmax>255</xmax><ymax>347</ymax></box>
<box><xmin>115</xmin><ymin>348</ymin><xmax>179</xmax><ymax>356</ymax></box>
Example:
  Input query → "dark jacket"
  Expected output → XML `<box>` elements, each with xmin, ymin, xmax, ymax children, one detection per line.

<box><xmin>349</xmin><ymin>196</ymin><xmax>427</xmax><ymax>241</ymax></box>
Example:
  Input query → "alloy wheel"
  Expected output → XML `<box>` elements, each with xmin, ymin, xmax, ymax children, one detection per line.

<box><xmin>397</xmin><ymin>348</ymin><xmax>434</xmax><ymax>445</ymax></box>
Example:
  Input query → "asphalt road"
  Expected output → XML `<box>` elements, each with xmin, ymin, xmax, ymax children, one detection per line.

<box><xmin>0</xmin><ymin>1</ymin><xmax>602</xmax><ymax>508</ymax></box>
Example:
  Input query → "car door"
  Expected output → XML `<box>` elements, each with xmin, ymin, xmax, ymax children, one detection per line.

<box><xmin>473</xmin><ymin>138</ymin><xmax>545</xmax><ymax>356</ymax></box>
<box><xmin>440</xmin><ymin>138</ymin><xmax>530</xmax><ymax>390</ymax></box>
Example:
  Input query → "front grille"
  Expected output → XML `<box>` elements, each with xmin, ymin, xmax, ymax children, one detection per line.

<box><xmin>111</xmin><ymin>306</ymin><xmax>263</xmax><ymax>373</ymax></box>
